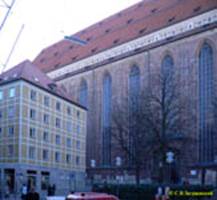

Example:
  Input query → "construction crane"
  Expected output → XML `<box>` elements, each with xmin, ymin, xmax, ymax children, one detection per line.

<box><xmin>1</xmin><ymin>24</ymin><xmax>25</xmax><ymax>72</ymax></box>
<box><xmin>0</xmin><ymin>0</ymin><xmax>16</xmax><ymax>32</ymax></box>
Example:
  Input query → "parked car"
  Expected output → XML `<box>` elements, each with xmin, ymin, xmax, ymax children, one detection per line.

<box><xmin>65</xmin><ymin>192</ymin><xmax>119</xmax><ymax>200</ymax></box>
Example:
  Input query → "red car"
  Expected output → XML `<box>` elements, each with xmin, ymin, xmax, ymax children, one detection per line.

<box><xmin>65</xmin><ymin>192</ymin><xmax>119</xmax><ymax>200</ymax></box>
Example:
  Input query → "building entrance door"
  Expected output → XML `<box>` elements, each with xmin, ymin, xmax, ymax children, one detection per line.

<box><xmin>4</xmin><ymin>169</ymin><xmax>15</xmax><ymax>193</ymax></box>
<box><xmin>27</xmin><ymin>170</ymin><xmax>37</xmax><ymax>191</ymax></box>
<box><xmin>27</xmin><ymin>175</ymin><xmax>36</xmax><ymax>191</ymax></box>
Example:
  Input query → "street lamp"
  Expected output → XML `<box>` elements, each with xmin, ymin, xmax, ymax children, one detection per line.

<box><xmin>90</xmin><ymin>159</ymin><xmax>96</xmax><ymax>189</ymax></box>
<box><xmin>115</xmin><ymin>157</ymin><xmax>122</xmax><ymax>197</ymax></box>
<box><xmin>166</xmin><ymin>151</ymin><xmax>174</xmax><ymax>183</ymax></box>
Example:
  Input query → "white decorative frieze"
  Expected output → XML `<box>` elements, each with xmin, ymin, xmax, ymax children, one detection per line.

<box><xmin>48</xmin><ymin>9</ymin><xmax>217</xmax><ymax>79</ymax></box>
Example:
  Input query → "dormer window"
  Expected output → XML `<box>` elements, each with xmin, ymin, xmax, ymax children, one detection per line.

<box><xmin>113</xmin><ymin>39</ymin><xmax>120</xmax><ymax>44</ymax></box>
<box><xmin>137</xmin><ymin>3</ymin><xmax>143</xmax><ymax>8</ymax></box>
<box><xmin>91</xmin><ymin>47</ymin><xmax>98</xmax><ymax>53</ymax></box>
<box><xmin>139</xmin><ymin>27</ymin><xmax>147</xmax><ymax>34</ymax></box>
<box><xmin>151</xmin><ymin>8</ymin><xmax>157</xmax><ymax>13</ymax></box>
<box><xmin>127</xmin><ymin>18</ymin><xmax>133</xmax><ymax>24</ymax></box>
<box><xmin>54</xmin><ymin>63</ymin><xmax>60</xmax><ymax>68</ymax></box>
<box><xmin>117</xmin><ymin>12</ymin><xmax>122</xmax><ymax>17</ymax></box>
<box><xmin>86</xmin><ymin>37</ymin><xmax>92</xmax><ymax>42</ymax></box>
<box><xmin>168</xmin><ymin>16</ymin><xmax>175</xmax><ymax>23</ymax></box>
<box><xmin>40</xmin><ymin>58</ymin><xmax>45</xmax><ymax>63</ymax></box>
<box><xmin>72</xmin><ymin>56</ymin><xmax>78</xmax><ymax>61</ymax></box>
<box><xmin>193</xmin><ymin>6</ymin><xmax>201</xmax><ymax>13</ymax></box>
<box><xmin>105</xmin><ymin>29</ymin><xmax>110</xmax><ymax>34</ymax></box>
<box><xmin>48</xmin><ymin>83</ymin><xmax>57</xmax><ymax>91</ymax></box>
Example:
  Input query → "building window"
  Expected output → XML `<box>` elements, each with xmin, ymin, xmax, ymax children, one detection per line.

<box><xmin>66</xmin><ymin>154</ymin><xmax>71</xmax><ymax>164</ymax></box>
<box><xmin>55</xmin><ymin>118</ymin><xmax>61</xmax><ymax>128</ymax></box>
<box><xmin>9</xmin><ymin>87</ymin><xmax>15</xmax><ymax>98</ymax></box>
<box><xmin>55</xmin><ymin>135</ymin><xmax>61</xmax><ymax>145</ymax></box>
<box><xmin>41</xmin><ymin>172</ymin><xmax>50</xmax><ymax>190</ymax></box>
<box><xmin>55</xmin><ymin>152</ymin><xmax>60</xmax><ymax>162</ymax></box>
<box><xmin>161</xmin><ymin>55</ymin><xmax>174</xmax><ymax>79</ymax></box>
<box><xmin>56</xmin><ymin>101</ymin><xmax>61</xmax><ymax>111</ymax></box>
<box><xmin>29</xmin><ymin>146</ymin><xmax>36</xmax><ymax>159</ymax></box>
<box><xmin>8</xmin><ymin>126</ymin><xmax>14</xmax><ymax>136</ymax></box>
<box><xmin>76</xmin><ymin>140</ymin><xmax>80</xmax><ymax>150</ymax></box>
<box><xmin>8</xmin><ymin>106</ymin><xmax>15</xmax><ymax>118</ymax></box>
<box><xmin>129</xmin><ymin>65</ymin><xmax>140</xmax><ymax>105</ymax></box>
<box><xmin>77</xmin><ymin>124</ymin><xmax>80</xmax><ymax>134</ymax></box>
<box><xmin>30</xmin><ymin>109</ymin><xmax>36</xmax><ymax>120</ymax></box>
<box><xmin>76</xmin><ymin>156</ymin><xmax>80</xmax><ymax>165</ymax></box>
<box><xmin>8</xmin><ymin>145</ymin><xmax>14</xmax><ymax>156</ymax></box>
<box><xmin>199</xmin><ymin>43</ymin><xmax>214</xmax><ymax>162</ymax></box>
<box><xmin>44</xmin><ymin>96</ymin><xmax>49</xmax><ymax>107</ymax></box>
<box><xmin>0</xmin><ymin>110</ymin><xmax>2</xmax><ymax>119</ymax></box>
<box><xmin>77</xmin><ymin>110</ymin><xmax>80</xmax><ymax>118</ymax></box>
<box><xmin>79</xmin><ymin>79</ymin><xmax>88</xmax><ymax>108</ymax></box>
<box><xmin>67</xmin><ymin>106</ymin><xmax>71</xmax><ymax>115</ymax></box>
<box><xmin>102</xmin><ymin>73</ymin><xmax>112</xmax><ymax>166</ymax></box>
<box><xmin>43</xmin><ymin>131</ymin><xmax>49</xmax><ymax>142</ymax></box>
<box><xmin>29</xmin><ymin>127</ymin><xmax>36</xmax><ymax>138</ymax></box>
<box><xmin>66</xmin><ymin>138</ymin><xmax>71</xmax><ymax>148</ymax></box>
<box><xmin>42</xmin><ymin>149</ymin><xmax>49</xmax><ymax>161</ymax></box>
<box><xmin>30</xmin><ymin>90</ymin><xmax>36</xmax><ymax>101</ymax></box>
<box><xmin>0</xmin><ymin>127</ymin><xmax>2</xmax><ymax>135</ymax></box>
<box><xmin>0</xmin><ymin>91</ymin><xmax>3</xmax><ymax>100</ymax></box>
<box><xmin>43</xmin><ymin>114</ymin><xmax>49</xmax><ymax>124</ymax></box>
<box><xmin>67</xmin><ymin>121</ymin><xmax>72</xmax><ymax>132</ymax></box>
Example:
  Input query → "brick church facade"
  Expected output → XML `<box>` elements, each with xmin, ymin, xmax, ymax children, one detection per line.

<box><xmin>33</xmin><ymin>0</ymin><xmax>217</xmax><ymax>184</ymax></box>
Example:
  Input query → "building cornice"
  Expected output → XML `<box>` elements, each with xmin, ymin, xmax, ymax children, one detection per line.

<box><xmin>47</xmin><ymin>9</ymin><xmax>217</xmax><ymax>81</ymax></box>
<box><xmin>0</xmin><ymin>78</ymin><xmax>87</xmax><ymax>110</ymax></box>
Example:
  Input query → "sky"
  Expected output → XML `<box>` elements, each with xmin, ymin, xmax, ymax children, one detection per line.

<box><xmin>0</xmin><ymin>0</ymin><xmax>141</xmax><ymax>72</ymax></box>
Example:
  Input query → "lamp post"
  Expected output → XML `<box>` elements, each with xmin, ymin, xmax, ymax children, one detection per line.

<box><xmin>115</xmin><ymin>157</ymin><xmax>122</xmax><ymax>197</ymax></box>
<box><xmin>166</xmin><ymin>151</ymin><xmax>174</xmax><ymax>183</ymax></box>
<box><xmin>90</xmin><ymin>159</ymin><xmax>96</xmax><ymax>190</ymax></box>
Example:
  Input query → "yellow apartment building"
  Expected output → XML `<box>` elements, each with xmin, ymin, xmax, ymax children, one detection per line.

<box><xmin>0</xmin><ymin>60</ymin><xmax>87</xmax><ymax>197</ymax></box>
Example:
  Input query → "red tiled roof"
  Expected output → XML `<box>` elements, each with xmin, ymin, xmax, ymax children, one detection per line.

<box><xmin>0</xmin><ymin>60</ymin><xmax>84</xmax><ymax>108</ymax></box>
<box><xmin>33</xmin><ymin>0</ymin><xmax>217</xmax><ymax>73</ymax></box>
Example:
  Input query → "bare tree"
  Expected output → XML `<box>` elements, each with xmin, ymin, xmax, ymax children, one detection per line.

<box><xmin>112</xmin><ymin>69</ymin><xmax>196</xmax><ymax>185</ymax></box>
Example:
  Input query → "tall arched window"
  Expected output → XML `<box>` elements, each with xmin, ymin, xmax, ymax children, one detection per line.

<box><xmin>129</xmin><ymin>65</ymin><xmax>140</xmax><ymax>106</ymax></box>
<box><xmin>161</xmin><ymin>55</ymin><xmax>174</xmax><ymax>79</ymax></box>
<box><xmin>79</xmin><ymin>79</ymin><xmax>88</xmax><ymax>108</ymax></box>
<box><xmin>128</xmin><ymin>66</ymin><xmax>140</xmax><ymax>165</ymax></box>
<box><xmin>199</xmin><ymin>42</ymin><xmax>214</xmax><ymax>162</ymax></box>
<box><xmin>102</xmin><ymin>73</ymin><xmax>112</xmax><ymax>166</ymax></box>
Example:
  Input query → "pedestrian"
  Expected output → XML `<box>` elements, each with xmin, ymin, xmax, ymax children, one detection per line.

<box><xmin>21</xmin><ymin>184</ymin><xmax>27</xmax><ymax>200</ymax></box>
<box><xmin>47</xmin><ymin>184</ymin><xmax>52</xmax><ymax>196</ymax></box>
<box><xmin>26</xmin><ymin>187</ymin><xmax>40</xmax><ymax>200</ymax></box>
<box><xmin>52</xmin><ymin>184</ymin><xmax>56</xmax><ymax>195</ymax></box>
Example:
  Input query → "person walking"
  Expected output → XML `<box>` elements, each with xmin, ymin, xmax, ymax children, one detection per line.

<box><xmin>26</xmin><ymin>187</ymin><xmax>40</xmax><ymax>200</ymax></box>
<box><xmin>21</xmin><ymin>184</ymin><xmax>27</xmax><ymax>200</ymax></box>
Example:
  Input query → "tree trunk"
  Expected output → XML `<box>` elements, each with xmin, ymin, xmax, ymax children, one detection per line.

<box><xmin>135</xmin><ymin>166</ymin><xmax>141</xmax><ymax>186</ymax></box>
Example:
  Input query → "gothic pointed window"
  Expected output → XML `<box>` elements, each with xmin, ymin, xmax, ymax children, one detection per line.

<box><xmin>128</xmin><ymin>66</ymin><xmax>140</xmax><ymax>165</ymax></box>
<box><xmin>79</xmin><ymin>80</ymin><xmax>88</xmax><ymax>108</ymax></box>
<box><xmin>161</xmin><ymin>55</ymin><xmax>174</xmax><ymax>79</ymax></box>
<box><xmin>102</xmin><ymin>73</ymin><xmax>112</xmax><ymax>166</ymax></box>
<box><xmin>129</xmin><ymin>65</ymin><xmax>140</xmax><ymax>107</ymax></box>
<box><xmin>199</xmin><ymin>42</ymin><xmax>214</xmax><ymax>162</ymax></box>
